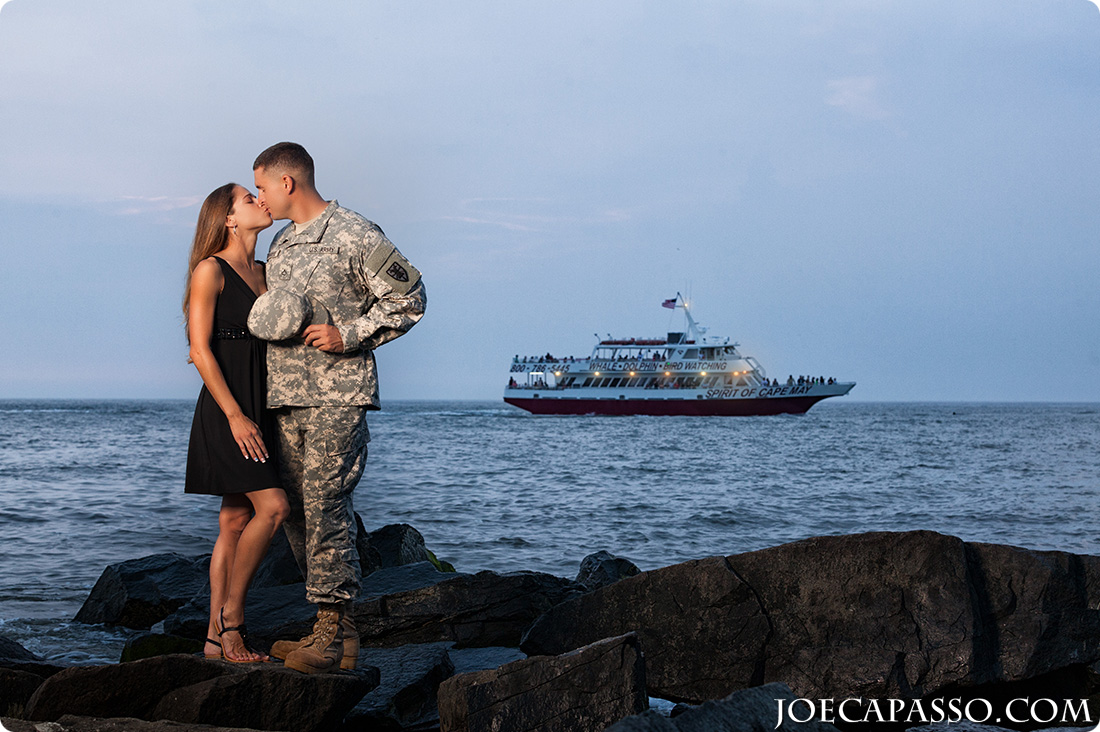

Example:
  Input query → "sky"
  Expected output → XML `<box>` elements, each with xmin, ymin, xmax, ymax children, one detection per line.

<box><xmin>1</xmin><ymin>0</ymin><xmax>1099</xmax><ymax>402</ymax></box>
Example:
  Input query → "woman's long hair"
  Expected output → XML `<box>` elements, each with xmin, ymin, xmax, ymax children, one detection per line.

<box><xmin>182</xmin><ymin>183</ymin><xmax>238</xmax><ymax>341</ymax></box>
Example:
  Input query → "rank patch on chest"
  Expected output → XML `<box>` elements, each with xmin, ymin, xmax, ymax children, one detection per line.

<box><xmin>279</xmin><ymin>266</ymin><xmax>292</xmax><ymax>281</ymax></box>
<box><xmin>386</xmin><ymin>262</ymin><xmax>409</xmax><ymax>282</ymax></box>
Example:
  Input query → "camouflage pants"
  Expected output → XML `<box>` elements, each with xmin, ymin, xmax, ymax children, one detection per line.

<box><xmin>273</xmin><ymin>406</ymin><xmax>368</xmax><ymax>604</ymax></box>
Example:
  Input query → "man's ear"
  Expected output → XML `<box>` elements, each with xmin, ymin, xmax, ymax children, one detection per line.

<box><xmin>282</xmin><ymin>174</ymin><xmax>296</xmax><ymax>195</ymax></box>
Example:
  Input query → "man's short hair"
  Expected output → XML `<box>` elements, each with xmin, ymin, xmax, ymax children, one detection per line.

<box><xmin>254</xmin><ymin>142</ymin><xmax>316</xmax><ymax>189</ymax></box>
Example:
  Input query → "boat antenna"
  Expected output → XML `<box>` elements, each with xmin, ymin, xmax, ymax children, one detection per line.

<box><xmin>676</xmin><ymin>291</ymin><xmax>702</xmax><ymax>341</ymax></box>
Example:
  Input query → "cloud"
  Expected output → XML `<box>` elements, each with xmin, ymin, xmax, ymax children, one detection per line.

<box><xmin>825</xmin><ymin>75</ymin><xmax>891</xmax><ymax>121</ymax></box>
<box><xmin>441</xmin><ymin>198</ymin><xmax>633</xmax><ymax>233</ymax></box>
<box><xmin>113</xmin><ymin>195</ymin><xmax>201</xmax><ymax>216</ymax></box>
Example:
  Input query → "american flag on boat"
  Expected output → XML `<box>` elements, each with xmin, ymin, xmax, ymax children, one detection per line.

<box><xmin>661</xmin><ymin>297</ymin><xmax>677</xmax><ymax>309</ymax></box>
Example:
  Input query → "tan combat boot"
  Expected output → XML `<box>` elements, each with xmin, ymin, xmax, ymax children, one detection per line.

<box><xmin>283</xmin><ymin>604</ymin><xmax>344</xmax><ymax>674</ymax></box>
<box><xmin>271</xmin><ymin>611</ymin><xmax>359</xmax><ymax>670</ymax></box>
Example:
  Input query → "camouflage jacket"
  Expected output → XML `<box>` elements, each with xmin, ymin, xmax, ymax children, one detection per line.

<box><xmin>264</xmin><ymin>200</ymin><xmax>426</xmax><ymax>408</ymax></box>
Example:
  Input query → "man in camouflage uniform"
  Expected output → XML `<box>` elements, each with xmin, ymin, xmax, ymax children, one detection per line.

<box><xmin>249</xmin><ymin>142</ymin><xmax>426</xmax><ymax>674</ymax></box>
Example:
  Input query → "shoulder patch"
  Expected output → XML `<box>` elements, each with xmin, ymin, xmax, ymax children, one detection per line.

<box><xmin>377</xmin><ymin>248</ymin><xmax>421</xmax><ymax>295</ymax></box>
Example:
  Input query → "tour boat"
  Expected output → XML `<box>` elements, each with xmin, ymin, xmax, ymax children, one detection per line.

<box><xmin>503</xmin><ymin>295</ymin><xmax>855</xmax><ymax>416</ymax></box>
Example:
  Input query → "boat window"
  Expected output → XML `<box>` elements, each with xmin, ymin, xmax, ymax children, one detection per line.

<box><xmin>703</xmin><ymin>375</ymin><xmax>720</xmax><ymax>387</ymax></box>
<box><xmin>736</xmin><ymin>377</ymin><xmax>749</xmax><ymax>387</ymax></box>
<box><xmin>581</xmin><ymin>377</ymin><xmax>593</xmax><ymax>387</ymax></box>
<box><xmin>683</xmin><ymin>349</ymin><xmax>699</xmax><ymax>359</ymax></box>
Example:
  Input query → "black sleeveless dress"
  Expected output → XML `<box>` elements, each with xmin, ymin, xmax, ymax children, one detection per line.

<box><xmin>185</xmin><ymin>257</ymin><xmax>281</xmax><ymax>495</ymax></box>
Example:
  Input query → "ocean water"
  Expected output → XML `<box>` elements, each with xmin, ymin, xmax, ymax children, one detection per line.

<box><xmin>1</xmin><ymin>399</ymin><xmax>1098</xmax><ymax>665</ymax></box>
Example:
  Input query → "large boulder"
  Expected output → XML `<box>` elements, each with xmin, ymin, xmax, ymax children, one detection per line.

<box><xmin>576</xmin><ymin>551</ymin><xmax>641</xmax><ymax>592</ymax></box>
<box><xmin>355</xmin><ymin>570</ymin><xmax>583</xmax><ymax>649</ymax></box>
<box><xmin>522</xmin><ymin>531</ymin><xmax>1100</xmax><ymax>704</ymax></box>
<box><xmin>119</xmin><ymin>633</ymin><xmax>204</xmax><ymax>663</ymax></box>
<box><xmin>74</xmin><ymin>553</ymin><xmax>210</xmax><ymax>629</ymax></box>
<box><xmin>25</xmin><ymin>654</ymin><xmax>226</xmax><ymax>721</ymax></box>
<box><xmin>343</xmin><ymin>642</ymin><xmax>455</xmax><ymax>731</ymax></box>
<box><xmin>256</xmin><ymin>516</ymin><xmax>448</xmax><ymax>587</ymax></box>
<box><xmin>358</xmin><ymin>520</ymin><xmax>451</xmax><ymax>572</ymax></box>
<box><xmin>259</xmin><ymin>562</ymin><xmax>465</xmax><ymax>647</ymax></box>
<box><xmin>162</xmin><ymin>560</ymin><xmax>456</xmax><ymax>647</ymax></box>
<box><xmin>152</xmin><ymin>664</ymin><xmax>378</xmax><ymax>732</ymax></box>
<box><xmin>24</xmin><ymin>653</ymin><xmax>378</xmax><ymax>732</ymax></box>
<box><xmin>438</xmin><ymin>633</ymin><xmax>647</xmax><ymax>732</ymax></box>
<box><xmin>160</xmin><ymin>582</ymin><xmax>314</xmax><ymax>643</ymax></box>
<box><xmin>448</xmin><ymin>645</ymin><xmax>527</xmax><ymax>675</ymax></box>
<box><xmin>0</xmin><ymin>635</ymin><xmax>63</xmax><ymax>677</ymax></box>
<box><xmin>0</xmin><ymin>667</ymin><xmax>46</xmax><ymax>719</ymax></box>
<box><xmin>606</xmin><ymin>682</ymin><xmax>841</xmax><ymax>732</ymax></box>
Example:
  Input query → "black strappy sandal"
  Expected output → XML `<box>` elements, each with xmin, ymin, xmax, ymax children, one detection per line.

<box><xmin>204</xmin><ymin>637</ymin><xmax>223</xmax><ymax>660</ymax></box>
<box><xmin>216</xmin><ymin>607</ymin><xmax>268</xmax><ymax>663</ymax></box>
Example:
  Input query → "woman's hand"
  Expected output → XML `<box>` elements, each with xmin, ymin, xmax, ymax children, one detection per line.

<box><xmin>227</xmin><ymin>413</ymin><xmax>269</xmax><ymax>462</ymax></box>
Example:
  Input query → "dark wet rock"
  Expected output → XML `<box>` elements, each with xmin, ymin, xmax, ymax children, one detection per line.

<box><xmin>522</xmin><ymin>554</ymin><xmax>760</xmax><ymax>703</ymax></box>
<box><xmin>576</xmin><ymin>550</ymin><xmax>641</xmax><ymax>591</ymax></box>
<box><xmin>343</xmin><ymin>642</ymin><xmax>454</xmax><ymax>731</ymax></box>
<box><xmin>25</xmin><ymin>654</ymin><xmax>226</xmax><ymax>721</ymax></box>
<box><xmin>262</xmin><ymin>562</ymin><xmax>464</xmax><ymax>647</ymax></box>
<box><xmin>120</xmin><ymin>633</ymin><xmax>204</xmax><ymax>662</ymax></box>
<box><xmin>0</xmin><ymin>635</ymin><xmax>63</xmax><ymax>677</ymax></box>
<box><xmin>607</xmin><ymin>682</ymin><xmax>841</xmax><ymax>732</ymax></box>
<box><xmin>522</xmin><ymin>531</ymin><xmax>1100</xmax><ymax>704</ymax></box>
<box><xmin>161</xmin><ymin>582</ymin><xmax>314</xmax><ymax>645</ymax></box>
<box><xmin>362</xmin><ymin>561</ymin><xmax>462</xmax><ymax>598</ymax></box>
<box><xmin>447</xmin><ymin>646</ymin><xmax>526</xmax><ymax>675</ymax></box>
<box><xmin>251</xmin><ymin>527</ymin><xmax>303</xmax><ymax>588</ymax></box>
<box><xmin>355</xmin><ymin>518</ymin><xmax>457</xmax><ymax>577</ymax></box>
<box><xmin>24</xmin><ymin>653</ymin><xmax>378</xmax><ymax>732</ymax></box>
<box><xmin>164</xmin><ymin>562</ymin><xmax>460</xmax><ymax>650</ymax></box>
<box><xmin>355</xmin><ymin>570</ymin><xmax>582</xmax><ymax>649</ymax></box>
<box><xmin>74</xmin><ymin>553</ymin><xmax>210</xmax><ymax>629</ymax></box>
<box><xmin>0</xmin><ymin>667</ymin><xmax>45</xmax><ymax>718</ymax></box>
<box><xmin>1</xmin><ymin>714</ymin><xmax>269</xmax><ymax>731</ymax></box>
<box><xmin>439</xmin><ymin>633</ymin><xmax>647</xmax><ymax>732</ymax></box>
<box><xmin>153</xmin><ymin>663</ymin><xmax>378</xmax><ymax>732</ymax></box>
<box><xmin>364</xmin><ymin>522</ymin><xmax>431</xmax><ymax>568</ymax></box>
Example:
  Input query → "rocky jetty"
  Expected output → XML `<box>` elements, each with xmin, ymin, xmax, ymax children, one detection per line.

<box><xmin>522</xmin><ymin>531</ymin><xmax>1100</xmax><ymax>706</ymax></box>
<box><xmin>3</xmin><ymin>529</ymin><xmax>1099</xmax><ymax>732</ymax></box>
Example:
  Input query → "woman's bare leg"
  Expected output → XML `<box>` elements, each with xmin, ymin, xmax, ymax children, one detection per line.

<box><xmin>218</xmin><ymin>487</ymin><xmax>290</xmax><ymax>661</ymax></box>
<box><xmin>206</xmin><ymin>496</ymin><xmax>252</xmax><ymax>658</ymax></box>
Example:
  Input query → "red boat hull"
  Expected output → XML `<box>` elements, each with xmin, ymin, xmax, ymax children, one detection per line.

<box><xmin>503</xmin><ymin>395</ymin><xmax>833</xmax><ymax>416</ymax></box>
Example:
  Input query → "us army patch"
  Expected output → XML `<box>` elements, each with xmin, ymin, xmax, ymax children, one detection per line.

<box><xmin>377</xmin><ymin>249</ymin><xmax>420</xmax><ymax>295</ymax></box>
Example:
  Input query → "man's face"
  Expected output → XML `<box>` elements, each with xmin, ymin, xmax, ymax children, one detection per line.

<box><xmin>254</xmin><ymin>166</ymin><xmax>291</xmax><ymax>220</ymax></box>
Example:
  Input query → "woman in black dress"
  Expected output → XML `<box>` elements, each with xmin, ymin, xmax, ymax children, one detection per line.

<box><xmin>183</xmin><ymin>183</ymin><xmax>290</xmax><ymax>663</ymax></box>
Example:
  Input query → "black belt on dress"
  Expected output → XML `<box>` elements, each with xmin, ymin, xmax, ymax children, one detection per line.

<box><xmin>214</xmin><ymin>328</ymin><xmax>254</xmax><ymax>340</ymax></box>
